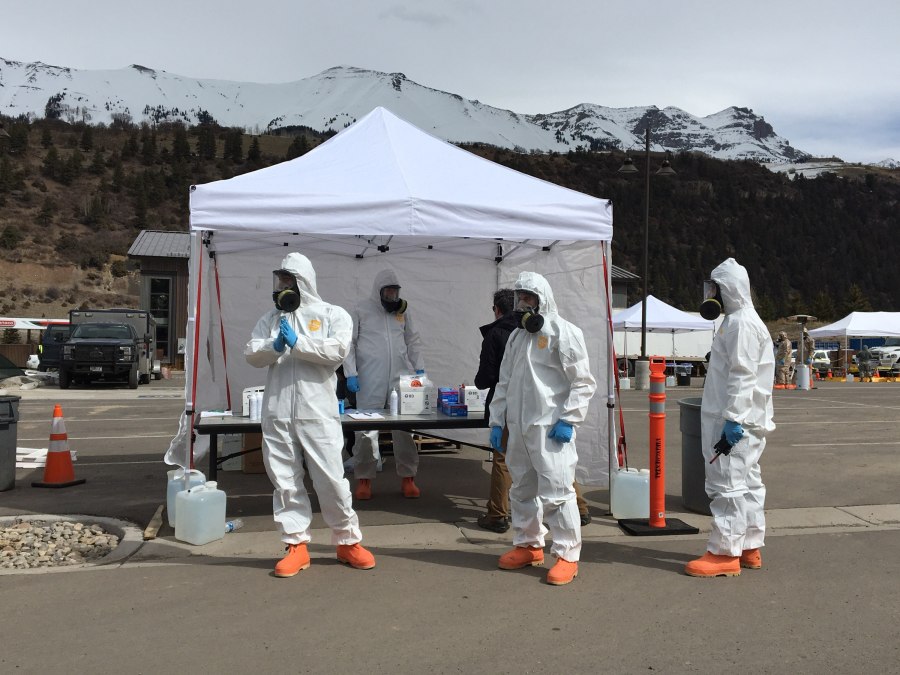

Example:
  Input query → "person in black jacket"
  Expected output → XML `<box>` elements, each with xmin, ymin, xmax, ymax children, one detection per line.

<box><xmin>475</xmin><ymin>289</ymin><xmax>591</xmax><ymax>533</ymax></box>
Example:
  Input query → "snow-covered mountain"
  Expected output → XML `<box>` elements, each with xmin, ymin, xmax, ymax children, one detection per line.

<box><xmin>0</xmin><ymin>58</ymin><xmax>810</xmax><ymax>162</ymax></box>
<box><xmin>874</xmin><ymin>158</ymin><xmax>899</xmax><ymax>169</ymax></box>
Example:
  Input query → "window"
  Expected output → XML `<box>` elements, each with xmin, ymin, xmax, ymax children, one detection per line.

<box><xmin>148</xmin><ymin>277</ymin><xmax>172</xmax><ymax>360</ymax></box>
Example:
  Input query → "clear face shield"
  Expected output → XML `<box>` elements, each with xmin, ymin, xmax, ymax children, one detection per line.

<box><xmin>699</xmin><ymin>279</ymin><xmax>723</xmax><ymax>320</ymax></box>
<box><xmin>514</xmin><ymin>290</ymin><xmax>544</xmax><ymax>333</ymax></box>
<box><xmin>272</xmin><ymin>270</ymin><xmax>301</xmax><ymax>312</ymax></box>
<box><xmin>380</xmin><ymin>285</ymin><xmax>407</xmax><ymax>314</ymax></box>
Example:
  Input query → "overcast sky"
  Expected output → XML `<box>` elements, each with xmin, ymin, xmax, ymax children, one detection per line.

<box><xmin>3</xmin><ymin>0</ymin><xmax>898</xmax><ymax>162</ymax></box>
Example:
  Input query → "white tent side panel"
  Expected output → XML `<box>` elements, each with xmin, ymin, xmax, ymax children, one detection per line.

<box><xmin>167</xmin><ymin>237</ymin><xmax>613</xmax><ymax>487</ymax></box>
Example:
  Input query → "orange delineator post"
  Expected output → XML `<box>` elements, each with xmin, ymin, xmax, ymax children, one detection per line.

<box><xmin>648</xmin><ymin>356</ymin><xmax>667</xmax><ymax>528</ymax></box>
<box><xmin>32</xmin><ymin>404</ymin><xmax>85</xmax><ymax>488</ymax></box>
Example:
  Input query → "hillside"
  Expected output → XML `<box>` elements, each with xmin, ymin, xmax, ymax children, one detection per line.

<box><xmin>1</xmin><ymin>115</ymin><xmax>898</xmax><ymax>329</ymax></box>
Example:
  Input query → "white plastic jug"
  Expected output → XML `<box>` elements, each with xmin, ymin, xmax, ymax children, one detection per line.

<box><xmin>166</xmin><ymin>468</ymin><xmax>206</xmax><ymax>527</ymax></box>
<box><xmin>611</xmin><ymin>468</ymin><xmax>650</xmax><ymax>519</ymax></box>
<box><xmin>174</xmin><ymin>481</ymin><xmax>226</xmax><ymax>545</ymax></box>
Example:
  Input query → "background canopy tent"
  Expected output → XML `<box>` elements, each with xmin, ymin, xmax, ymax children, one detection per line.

<box><xmin>167</xmin><ymin>107</ymin><xmax>615</xmax><ymax>486</ymax></box>
<box><xmin>612</xmin><ymin>295</ymin><xmax>715</xmax><ymax>360</ymax></box>
<box><xmin>808</xmin><ymin>312</ymin><xmax>900</xmax><ymax>339</ymax></box>
<box><xmin>809</xmin><ymin>312</ymin><xmax>900</xmax><ymax>369</ymax></box>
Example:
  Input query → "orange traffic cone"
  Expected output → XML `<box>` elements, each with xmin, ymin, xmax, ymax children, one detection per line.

<box><xmin>32</xmin><ymin>404</ymin><xmax>85</xmax><ymax>488</ymax></box>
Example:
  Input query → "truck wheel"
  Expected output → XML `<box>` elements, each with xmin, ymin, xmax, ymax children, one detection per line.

<box><xmin>128</xmin><ymin>367</ymin><xmax>139</xmax><ymax>389</ymax></box>
<box><xmin>139</xmin><ymin>372</ymin><xmax>150</xmax><ymax>385</ymax></box>
<box><xmin>59</xmin><ymin>369</ymin><xmax>70</xmax><ymax>389</ymax></box>
<box><xmin>154</xmin><ymin>371</ymin><xmax>162</xmax><ymax>381</ymax></box>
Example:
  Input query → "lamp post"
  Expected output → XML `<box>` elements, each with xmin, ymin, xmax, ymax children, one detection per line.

<box><xmin>618</xmin><ymin>126</ymin><xmax>676</xmax><ymax>390</ymax></box>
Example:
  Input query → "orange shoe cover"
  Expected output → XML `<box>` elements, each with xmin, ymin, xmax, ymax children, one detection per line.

<box><xmin>401</xmin><ymin>476</ymin><xmax>420</xmax><ymax>499</ymax></box>
<box><xmin>773</xmin><ymin>384</ymin><xmax>785</xmax><ymax>390</ymax></box>
<box><xmin>684</xmin><ymin>551</ymin><xmax>741</xmax><ymax>577</ymax></box>
<box><xmin>355</xmin><ymin>479</ymin><xmax>372</xmax><ymax>501</ymax></box>
<box><xmin>740</xmin><ymin>548</ymin><xmax>762</xmax><ymax>569</ymax></box>
<box><xmin>546</xmin><ymin>558</ymin><xmax>578</xmax><ymax>585</ymax></box>
<box><xmin>498</xmin><ymin>546</ymin><xmax>544</xmax><ymax>570</ymax></box>
<box><xmin>274</xmin><ymin>543</ymin><xmax>311</xmax><ymax>578</ymax></box>
<box><xmin>336</xmin><ymin>543</ymin><xmax>376</xmax><ymax>570</ymax></box>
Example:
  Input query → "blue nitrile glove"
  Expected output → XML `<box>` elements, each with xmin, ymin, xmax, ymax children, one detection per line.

<box><xmin>346</xmin><ymin>376</ymin><xmax>360</xmax><ymax>393</ymax></box>
<box><xmin>723</xmin><ymin>420</ymin><xmax>744</xmax><ymax>445</ymax></box>
<box><xmin>415</xmin><ymin>369</ymin><xmax>426</xmax><ymax>375</ymax></box>
<box><xmin>280</xmin><ymin>318</ymin><xmax>298</xmax><ymax>348</ymax></box>
<box><xmin>490</xmin><ymin>426</ymin><xmax>504</xmax><ymax>453</ymax></box>
<box><xmin>273</xmin><ymin>333</ymin><xmax>286</xmax><ymax>353</ymax></box>
<box><xmin>805</xmin><ymin>358</ymin><xmax>812</xmax><ymax>365</ymax></box>
<box><xmin>777</xmin><ymin>359</ymin><xmax>784</xmax><ymax>366</ymax></box>
<box><xmin>548</xmin><ymin>420</ymin><xmax>574</xmax><ymax>443</ymax></box>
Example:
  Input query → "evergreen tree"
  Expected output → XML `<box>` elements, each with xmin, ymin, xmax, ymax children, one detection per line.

<box><xmin>140</xmin><ymin>125</ymin><xmax>158</xmax><ymax>165</ymax></box>
<box><xmin>41</xmin><ymin>127</ymin><xmax>53</xmax><ymax>148</ymax></box>
<box><xmin>247</xmin><ymin>137</ymin><xmax>262</xmax><ymax>164</ymax></box>
<box><xmin>36</xmin><ymin>196</ymin><xmax>58</xmax><ymax>225</ymax></box>
<box><xmin>840</xmin><ymin>284</ymin><xmax>873</xmax><ymax>315</ymax></box>
<box><xmin>80</xmin><ymin>125</ymin><xmax>94</xmax><ymax>151</ymax></box>
<box><xmin>41</xmin><ymin>146</ymin><xmax>61</xmax><ymax>180</ymax></box>
<box><xmin>89</xmin><ymin>147</ymin><xmax>106</xmax><ymax>175</ymax></box>
<box><xmin>197</xmin><ymin>125</ymin><xmax>216</xmax><ymax>160</ymax></box>
<box><xmin>171</xmin><ymin>124</ymin><xmax>191</xmax><ymax>161</ymax></box>
<box><xmin>285</xmin><ymin>134</ymin><xmax>309</xmax><ymax>160</ymax></box>
<box><xmin>0</xmin><ymin>224</ymin><xmax>24</xmax><ymax>249</ymax></box>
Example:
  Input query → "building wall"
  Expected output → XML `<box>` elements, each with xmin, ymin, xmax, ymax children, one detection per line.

<box><xmin>133</xmin><ymin>257</ymin><xmax>189</xmax><ymax>366</ymax></box>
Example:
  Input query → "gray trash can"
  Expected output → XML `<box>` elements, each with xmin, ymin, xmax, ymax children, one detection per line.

<box><xmin>678</xmin><ymin>397</ymin><xmax>711</xmax><ymax>515</ymax></box>
<box><xmin>0</xmin><ymin>395</ymin><xmax>22</xmax><ymax>492</ymax></box>
<box><xmin>675</xmin><ymin>364</ymin><xmax>692</xmax><ymax>386</ymax></box>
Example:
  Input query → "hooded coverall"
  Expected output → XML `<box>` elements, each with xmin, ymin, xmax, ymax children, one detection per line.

<box><xmin>488</xmin><ymin>272</ymin><xmax>596</xmax><ymax>562</ymax></box>
<box><xmin>245</xmin><ymin>252</ymin><xmax>362</xmax><ymax>546</ymax></box>
<box><xmin>343</xmin><ymin>269</ymin><xmax>424</xmax><ymax>480</ymax></box>
<box><xmin>701</xmin><ymin>258</ymin><xmax>775</xmax><ymax>556</ymax></box>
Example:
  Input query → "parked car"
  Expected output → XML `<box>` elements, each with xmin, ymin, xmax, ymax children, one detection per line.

<box><xmin>791</xmin><ymin>348</ymin><xmax>831</xmax><ymax>374</ymax></box>
<box><xmin>869</xmin><ymin>337</ymin><xmax>900</xmax><ymax>374</ymax></box>
<box><xmin>37</xmin><ymin>324</ymin><xmax>71</xmax><ymax>371</ymax></box>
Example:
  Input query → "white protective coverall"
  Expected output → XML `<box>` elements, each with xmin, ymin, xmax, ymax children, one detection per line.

<box><xmin>488</xmin><ymin>272</ymin><xmax>597</xmax><ymax>562</ymax></box>
<box><xmin>244</xmin><ymin>252</ymin><xmax>362</xmax><ymax>546</ymax></box>
<box><xmin>343</xmin><ymin>269</ymin><xmax>424</xmax><ymax>480</ymax></box>
<box><xmin>701</xmin><ymin>258</ymin><xmax>775</xmax><ymax>556</ymax></box>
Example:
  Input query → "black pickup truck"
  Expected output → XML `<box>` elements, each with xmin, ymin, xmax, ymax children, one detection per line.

<box><xmin>59</xmin><ymin>322</ymin><xmax>141</xmax><ymax>389</ymax></box>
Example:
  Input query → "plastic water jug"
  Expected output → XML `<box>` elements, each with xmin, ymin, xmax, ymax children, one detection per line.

<box><xmin>611</xmin><ymin>468</ymin><xmax>650</xmax><ymax>519</ymax></box>
<box><xmin>166</xmin><ymin>468</ymin><xmax>206</xmax><ymax>527</ymax></box>
<box><xmin>174</xmin><ymin>481</ymin><xmax>226</xmax><ymax>545</ymax></box>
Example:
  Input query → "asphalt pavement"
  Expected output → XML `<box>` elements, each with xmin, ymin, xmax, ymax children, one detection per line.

<box><xmin>1</xmin><ymin>376</ymin><xmax>898</xmax><ymax>673</ymax></box>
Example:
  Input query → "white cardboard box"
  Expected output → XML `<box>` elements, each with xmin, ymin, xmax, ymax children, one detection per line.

<box><xmin>398</xmin><ymin>387</ymin><xmax>433</xmax><ymax>415</ymax></box>
<box><xmin>458</xmin><ymin>386</ymin><xmax>488</xmax><ymax>412</ymax></box>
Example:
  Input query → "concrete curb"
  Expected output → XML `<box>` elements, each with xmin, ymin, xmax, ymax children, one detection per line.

<box><xmin>0</xmin><ymin>514</ymin><xmax>144</xmax><ymax>576</ymax></box>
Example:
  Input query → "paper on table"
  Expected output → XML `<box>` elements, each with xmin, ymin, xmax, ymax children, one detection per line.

<box><xmin>200</xmin><ymin>410</ymin><xmax>233</xmax><ymax>418</ymax></box>
<box><xmin>347</xmin><ymin>411</ymin><xmax>385</xmax><ymax>420</ymax></box>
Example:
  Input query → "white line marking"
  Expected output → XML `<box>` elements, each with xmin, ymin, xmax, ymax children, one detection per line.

<box><xmin>17</xmin><ymin>434</ymin><xmax>176</xmax><ymax>441</ymax></box>
<box><xmin>791</xmin><ymin>442</ymin><xmax>900</xmax><ymax>447</ymax></box>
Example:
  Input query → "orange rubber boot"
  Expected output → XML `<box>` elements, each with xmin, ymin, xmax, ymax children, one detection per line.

<box><xmin>355</xmin><ymin>479</ymin><xmax>372</xmax><ymax>500</ymax></box>
<box><xmin>546</xmin><ymin>558</ymin><xmax>578</xmax><ymax>585</ymax></box>
<box><xmin>498</xmin><ymin>546</ymin><xmax>545</xmax><ymax>570</ymax></box>
<box><xmin>740</xmin><ymin>548</ymin><xmax>762</xmax><ymax>569</ymax></box>
<box><xmin>336</xmin><ymin>543</ymin><xmax>376</xmax><ymax>570</ymax></box>
<box><xmin>401</xmin><ymin>476</ymin><xmax>420</xmax><ymax>499</ymax></box>
<box><xmin>684</xmin><ymin>551</ymin><xmax>741</xmax><ymax>577</ymax></box>
<box><xmin>274</xmin><ymin>543</ymin><xmax>311</xmax><ymax>578</ymax></box>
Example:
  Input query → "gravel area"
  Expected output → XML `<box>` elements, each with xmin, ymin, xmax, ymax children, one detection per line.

<box><xmin>0</xmin><ymin>519</ymin><xmax>120</xmax><ymax>570</ymax></box>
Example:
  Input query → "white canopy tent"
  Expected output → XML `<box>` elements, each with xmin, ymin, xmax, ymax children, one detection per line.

<box><xmin>808</xmin><ymin>312</ymin><xmax>900</xmax><ymax>339</ymax></box>
<box><xmin>809</xmin><ymin>312</ymin><xmax>900</xmax><ymax>372</ymax></box>
<box><xmin>166</xmin><ymin>107</ymin><xmax>617</xmax><ymax>486</ymax></box>
<box><xmin>612</xmin><ymin>294</ymin><xmax>716</xmax><ymax>360</ymax></box>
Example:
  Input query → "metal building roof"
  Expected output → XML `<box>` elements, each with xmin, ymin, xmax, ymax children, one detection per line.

<box><xmin>611</xmin><ymin>264</ymin><xmax>640</xmax><ymax>282</ymax></box>
<box><xmin>128</xmin><ymin>230</ymin><xmax>191</xmax><ymax>259</ymax></box>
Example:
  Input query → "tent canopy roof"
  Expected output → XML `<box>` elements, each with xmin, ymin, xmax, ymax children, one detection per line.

<box><xmin>808</xmin><ymin>312</ymin><xmax>900</xmax><ymax>338</ymax></box>
<box><xmin>612</xmin><ymin>294</ymin><xmax>715</xmax><ymax>333</ymax></box>
<box><xmin>190</xmin><ymin>107</ymin><xmax>612</xmax><ymax>258</ymax></box>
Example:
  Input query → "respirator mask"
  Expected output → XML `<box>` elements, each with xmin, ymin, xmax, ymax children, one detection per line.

<box><xmin>380</xmin><ymin>285</ymin><xmax>407</xmax><ymax>314</ymax></box>
<box><xmin>699</xmin><ymin>279</ymin><xmax>723</xmax><ymax>321</ymax></box>
<box><xmin>272</xmin><ymin>271</ymin><xmax>302</xmax><ymax>313</ymax></box>
<box><xmin>514</xmin><ymin>290</ymin><xmax>544</xmax><ymax>334</ymax></box>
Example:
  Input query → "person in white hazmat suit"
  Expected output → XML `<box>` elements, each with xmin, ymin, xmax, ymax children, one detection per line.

<box><xmin>488</xmin><ymin>271</ymin><xmax>596</xmax><ymax>586</ymax></box>
<box><xmin>245</xmin><ymin>253</ymin><xmax>375</xmax><ymax>577</ymax></box>
<box><xmin>343</xmin><ymin>269</ymin><xmax>425</xmax><ymax>500</ymax></box>
<box><xmin>687</xmin><ymin>257</ymin><xmax>775</xmax><ymax>578</ymax></box>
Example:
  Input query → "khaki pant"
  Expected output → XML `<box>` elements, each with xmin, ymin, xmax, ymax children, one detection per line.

<box><xmin>485</xmin><ymin>427</ymin><xmax>588</xmax><ymax>519</ymax></box>
<box><xmin>776</xmin><ymin>364</ymin><xmax>792</xmax><ymax>385</ymax></box>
